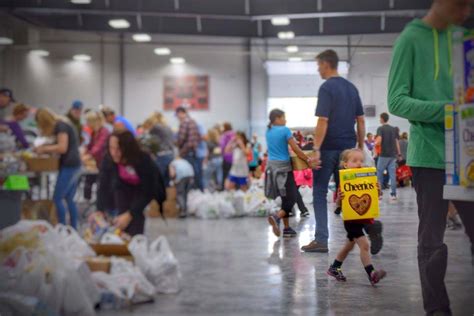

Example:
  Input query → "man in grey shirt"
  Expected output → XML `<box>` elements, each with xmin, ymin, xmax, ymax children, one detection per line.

<box><xmin>375</xmin><ymin>112</ymin><xmax>401</xmax><ymax>200</ymax></box>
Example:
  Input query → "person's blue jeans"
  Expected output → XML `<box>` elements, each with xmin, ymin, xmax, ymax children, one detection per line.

<box><xmin>184</xmin><ymin>154</ymin><xmax>204</xmax><ymax>191</ymax></box>
<box><xmin>155</xmin><ymin>153</ymin><xmax>174</xmax><ymax>187</ymax></box>
<box><xmin>313</xmin><ymin>150</ymin><xmax>343</xmax><ymax>245</ymax></box>
<box><xmin>53</xmin><ymin>166</ymin><xmax>81</xmax><ymax>229</ymax></box>
<box><xmin>377</xmin><ymin>157</ymin><xmax>397</xmax><ymax>196</ymax></box>
<box><xmin>203</xmin><ymin>156</ymin><xmax>223</xmax><ymax>190</ymax></box>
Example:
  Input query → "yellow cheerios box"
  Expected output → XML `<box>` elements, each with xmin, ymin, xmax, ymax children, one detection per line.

<box><xmin>339</xmin><ymin>167</ymin><xmax>379</xmax><ymax>221</ymax></box>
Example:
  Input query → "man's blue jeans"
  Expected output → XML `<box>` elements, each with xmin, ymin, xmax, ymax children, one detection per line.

<box><xmin>155</xmin><ymin>153</ymin><xmax>174</xmax><ymax>187</ymax></box>
<box><xmin>377</xmin><ymin>157</ymin><xmax>397</xmax><ymax>197</ymax></box>
<box><xmin>312</xmin><ymin>150</ymin><xmax>343</xmax><ymax>245</ymax></box>
<box><xmin>184</xmin><ymin>154</ymin><xmax>204</xmax><ymax>191</ymax></box>
<box><xmin>53</xmin><ymin>166</ymin><xmax>81</xmax><ymax>229</ymax></box>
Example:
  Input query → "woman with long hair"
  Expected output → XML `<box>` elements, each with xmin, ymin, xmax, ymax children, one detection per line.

<box><xmin>34</xmin><ymin>108</ymin><xmax>81</xmax><ymax>228</ymax></box>
<box><xmin>96</xmin><ymin>130</ymin><xmax>165</xmax><ymax>236</ymax></box>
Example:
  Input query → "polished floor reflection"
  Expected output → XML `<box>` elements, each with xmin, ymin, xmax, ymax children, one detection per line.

<box><xmin>99</xmin><ymin>187</ymin><xmax>473</xmax><ymax>316</ymax></box>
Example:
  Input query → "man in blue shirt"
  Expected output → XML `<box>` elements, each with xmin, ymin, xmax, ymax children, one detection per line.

<box><xmin>102</xmin><ymin>107</ymin><xmax>136</xmax><ymax>135</ymax></box>
<box><xmin>301</xmin><ymin>50</ymin><xmax>366</xmax><ymax>253</ymax></box>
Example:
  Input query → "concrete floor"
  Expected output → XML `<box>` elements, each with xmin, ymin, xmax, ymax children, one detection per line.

<box><xmin>99</xmin><ymin>187</ymin><xmax>474</xmax><ymax>316</ymax></box>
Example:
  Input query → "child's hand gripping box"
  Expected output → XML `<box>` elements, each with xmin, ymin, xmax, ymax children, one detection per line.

<box><xmin>458</xmin><ymin>103</ymin><xmax>474</xmax><ymax>187</ymax></box>
<box><xmin>339</xmin><ymin>167</ymin><xmax>379</xmax><ymax>221</ymax></box>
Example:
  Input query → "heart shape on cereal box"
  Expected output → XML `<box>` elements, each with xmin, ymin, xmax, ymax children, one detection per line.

<box><xmin>348</xmin><ymin>194</ymin><xmax>372</xmax><ymax>216</ymax></box>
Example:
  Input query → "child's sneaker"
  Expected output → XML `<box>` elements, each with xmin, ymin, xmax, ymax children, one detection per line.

<box><xmin>300</xmin><ymin>209</ymin><xmax>310</xmax><ymax>218</ymax></box>
<box><xmin>369</xmin><ymin>269</ymin><xmax>386</xmax><ymax>286</ymax></box>
<box><xmin>365</xmin><ymin>220</ymin><xmax>383</xmax><ymax>255</ymax></box>
<box><xmin>268</xmin><ymin>214</ymin><xmax>281</xmax><ymax>237</ymax></box>
<box><xmin>334</xmin><ymin>206</ymin><xmax>342</xmax><ymax>215</ymax></box>
<box><xmin>283</xmin><ymin>227</ymin><xmax>297</xmax><ymax>238</ymax></box>
<box><xmin>327</xmin><ymin>266</ymin><xmax>347</xmax><ymax>282</ymax></box>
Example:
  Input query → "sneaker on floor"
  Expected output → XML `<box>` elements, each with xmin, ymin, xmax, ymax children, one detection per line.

<box><xmin>365</xmin><ymin>220</ymin><xmax>383</xmax><ymax>255</ymax></box>
<box><xmin>283</xmin><ymin>227</ymin><xmax>297</xmax><ymax>238</ymax></box>
<box><xmin>300</xmin><ymin>209</ymin><xmax>310</xmax><ymax>218</ymax></box>
<box><xmin>390</xmin><ymin>195</ymin><xmax>398</xmax><ymax>201</ymax></box>
<box><xmin>268</xmin><ymin>215</ymin><xmax>281</xmax><ymax>237</ymax></box>
<box><xmin>327</xmin><ymin>266</ymin><xmax>347</xmax><ymax>281</ymax></box>
<box><xmin>334</xmin><ymin>206</ymin><xmax>342</xmax><ymax>215</ymax></box>
<box><xmin>301</xmin><ymin>240</ymin><xmax>328</xmax><ymax>253</ymax></box>
<box><xmin>369</xmin><ymin>269</ymin><xmax>386</xmax><ymax>286</ymax></box>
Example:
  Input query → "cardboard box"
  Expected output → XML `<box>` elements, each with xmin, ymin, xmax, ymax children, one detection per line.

<box><xmin>21</xmin><ymin>199</ymin><xmax>58</xmax><ymax>225</ymax></box>
<box><xmin>458</xmin><ymin>103</ymin><xmax>474</xmax><ymax>187</ymax></box>
<box><xmin>24</xmin><ymin>156</ymin><xmax>59</xmax><ymax>172</ymax></box>
<box><xmin>89</xmin><ymin>243</ymin><xmax>131</xmax><ymax>257</ymax></box>
<box><xmin>445</xmin><ymin>104</ymin><xmax>460</xmax><ymax>185</ymax></box>
<box><xmin>339</xmin><ymin>167</ymin><xmax>379</xmax><ymax>221</ymax></box>
<box><xmin>291</xmin><ymin>151</ymin><xmax>313</xmax><ymax>171</ymax></box>
<box><xmin>86</xmin><ymin>256</ymin><xmax>111</xmax><ymax>273</ymax></box>
<box><xmin>147</xmin><ymin>187</ymin><xmax>178</xmax><ymax>218</ymax></box>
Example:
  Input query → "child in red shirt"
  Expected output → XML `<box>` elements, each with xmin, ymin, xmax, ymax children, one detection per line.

<box><xmin>327</xmin><ymin>149</ymin><xmax>386</xmax><ymax>286</ymax></box>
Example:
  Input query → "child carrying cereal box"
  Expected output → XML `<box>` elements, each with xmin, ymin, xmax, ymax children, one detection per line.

<box><xmin>327</xmin><ymin>149</ymin><xmax>386</xmax><ymax>286</ymax></box>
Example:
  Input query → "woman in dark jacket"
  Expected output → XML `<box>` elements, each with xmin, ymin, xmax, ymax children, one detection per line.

<box><xmin>96</xmin><ymin>130</ymin><xmax>165</xmax><ymax>236</ymax></box>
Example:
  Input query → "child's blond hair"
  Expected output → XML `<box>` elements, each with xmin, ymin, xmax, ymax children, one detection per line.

<box><xmin>339</xmin><ymin>148</ymin><xmax>363</xmax><ymax>168</ymax></box>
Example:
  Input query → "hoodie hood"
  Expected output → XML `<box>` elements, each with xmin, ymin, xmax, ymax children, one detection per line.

<box><xmin>405</xmin><ymin>19</ymin><xmax>453</xmax><ymax>80</ymax></box>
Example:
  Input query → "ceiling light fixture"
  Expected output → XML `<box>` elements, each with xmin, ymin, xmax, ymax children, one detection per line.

<box><xmin>289</xmin><ymin>57</ymin><xmax>302</xmax><ymax>62</ymax></box>
<box><xmin>286</xmin><ymin>45</ymin><xmax>298</xmax><ymax>53</ymax></box>
<box><xmin>271</xmin><ymin>17</ymin><xmax>290</xmax><ymax>26</ymax></box>
<box><xmin>278</xmin><ymin>31</ymin><xmax>295</xmax><ymax>39</ymax></box>
<box><xmin>108</xmin><ymin>19</ymin><xmax>130</xmax><ymax>29</ymax></box>
<box><xmin>170</xmin><ymin>57</ymin><xmax>185</xmax><ymax>64</ymax></box>
<box><xmin>73</xmin><ymin>54</ymin><xmax>91</xmax><ymax>61</ymax></box>
<box><xmin>154</xmin><ymin>47</ymin><xmax>171</xmax><ymax>55</ymax></box>
<box><xmin>132</xmin><ymin>33</ymin><xmax>152</xmax><ymax>42</ymax></box>
<box><xmin>71</xmin><ymin>0</ymin><xmax>92</xmax><ymax>4</ymax></box>
<box><xmin>0</xmin><ymin>37</ymin><xmax>14</xmax><ymax>45</ymax></box>
<box><xmin>30</xmin><ymin>49</ymin><xmax>50</xmax><ymax>57</ymax></box>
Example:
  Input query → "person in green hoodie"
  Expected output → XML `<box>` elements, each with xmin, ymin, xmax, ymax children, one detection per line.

<box><xmin>388</xmin><ymin>1</ymin><xmax>474</xmax><ymax>315</ymax></box>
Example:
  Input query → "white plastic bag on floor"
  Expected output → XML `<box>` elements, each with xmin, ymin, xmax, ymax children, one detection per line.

<box><xmin>128</xmin><ymin>235</ymin><xmax>181</xmax><ymax>294</ymax></box>
<box><xmin>187</xmin><ymin>190</ymin><xmax>207</xmax><ymax>216</ymax></box>
<box><xmin>55</xmin><ymin>224</ymin><xmax>96</xmax><ymax>258</ymax></box>
<box><xmin>218</xmin><ymin>197</ymin><xmax>236</xmax><ymax>218</ymax></box>
<box><xmin>195</xmin><ymin>196</ymin><xmax>219</xmax><ymax>219</ymax></box>
<box><xmin>299</xmin><ymin>185</ymin><xmax>313</xmax><ymax>204</ymax></box>
<box><xmin>231</xmin><ymin>190</ymin><xmax>246</xmax><ymax>217</ymax></box>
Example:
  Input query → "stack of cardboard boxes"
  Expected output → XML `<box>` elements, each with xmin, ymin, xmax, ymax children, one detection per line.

<box><xmin>446</xmin><ymin>30</ymin><xmax>474</xmax><ymax>191</ymax></box>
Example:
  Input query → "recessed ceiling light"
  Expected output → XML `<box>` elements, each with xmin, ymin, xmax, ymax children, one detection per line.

<box><xmin>154</xmin><ymin>47</ymin><xmax>171</xmax><ymax>55</ymax></box>
<box><xmin>271</xmin><ymin>17</ymin><xmax>290</xmax><ymax>26</ymax></box>
<box><xmin>289</xmin><ymin>57</ymin><xmax>302</xmax><ymax>62</ymax></box>
<box><xmin>132</xmin><ymin>33</ymin><xmax>151</xmax><ymax>42</ymax></box>
<box><xmin>170</xmin><ymin>57</ymin><xmax>185</xmax><ymax>64</ymax></box>
<box><xmin>71</xmin><ymin>0</ymin><xmax>91</xmax><ymax>4</ymax></box>
<box><xmin>108</xmin><ymin>19</ymin><xmax>130</xmax><ymax>29</ymax></box>
<box><xmin>286</xmin><ymin>45</ymin><xmax>298</xmax><ymax>53</ymax></box>
<box><xmin>278</xmin><ymin>31</ymin><xmax>295</xmax><ymax>39</ymax></box>
<box><xmin>73</xmin><ymin>54</ymin><xmax>91</xmax><ymax>61</ymax></box>
<box><xmin>0</xmin><ymin>37</ymin><xmax>13</xmax><ymax>45</ymax></box>
<box><xmin>30</xmin><ymin>49</ymin><xmax>50</xmax><ymax>57</ymax></box>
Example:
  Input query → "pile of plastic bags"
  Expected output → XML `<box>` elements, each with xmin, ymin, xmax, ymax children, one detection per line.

<box><xmin>187</xmin><ymin>186</ymin><xmax>280</xmax><ymax>219</ymax></box>
<box><xmin>0</xmin><ymin>220</ymin><xmax>182</xmax><ymax>315</ymax></box>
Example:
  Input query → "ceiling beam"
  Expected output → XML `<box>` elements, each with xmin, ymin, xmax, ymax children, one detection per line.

<box><xmin>7</xmin><ymin>7</ymin><xmax>428</xmax><ymax>23</ymax></box>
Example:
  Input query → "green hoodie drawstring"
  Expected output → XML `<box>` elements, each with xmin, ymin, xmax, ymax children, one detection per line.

<box><xmin>433</xmin><ymin>28</ymin><xmax>440</xmax><ymax>80</ymax></box>
<box><xmin>432</xmin><ymin>28</ymin><xmax>453</xmax><ymax>80</ymax></box>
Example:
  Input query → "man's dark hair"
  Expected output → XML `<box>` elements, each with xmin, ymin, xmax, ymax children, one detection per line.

<box><xmin>316</xmin><ymin>49</ymin><xmax>339</xmax><ymax>69</ymax></box>
<box><xmin>175</xmin><ymin>106</ymin><xmax>187</xmax><ymax>114</ymax></box>
<box><xmin>380</xmin><ymin>112</ymin><xmax>389</xmax><ymax>123</ymax></box>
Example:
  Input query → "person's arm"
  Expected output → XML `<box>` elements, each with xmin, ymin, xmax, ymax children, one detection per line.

<box><xmin>35</xmin><ymin>132</ymin><xmax>68</xmax><ymax>155</ymax></box>
<box><xmin>313</xmin><ymin>117</ymin><xmax>328</xmax><ymax>164</ymax></box>
<box><xmin>169</xmin><ymin>163</ymin><xmax>176</xmax><ymax>180</ymax></box>
<box><xmin>225</xmin><ymin>137</ymin><xmax>235</xmax><ymax>153</ymax></box>
<box><xmin>395</xmin><ymin>138</ymin><xmax>402</xmax><ymax>158</ymax></box>
<box><xmin>356</xmin><ymin>116</ymin><xmax>366</xmax><ymax>150</ymax></box>
<box><xmin>176</xmin><ymin>121</ymin><xmax>187</xmax><ymax>148</ymax></box>
<box><xmin>288</xmin><ymin>138</ymin><xmax>310</xmax><ymax>162</ymax></box>
<box><xmin>388</xmin><ymin>36</ymin><xmax>449</xmax><ymax>123</ymax></box>
<box><xmin>89</xmin><ymin>129</ymin><xmax>109</xmax><ymax>159</ymax></box>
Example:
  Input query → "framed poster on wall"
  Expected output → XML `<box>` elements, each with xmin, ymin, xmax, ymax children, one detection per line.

<box><xmin>163</xmin><ymin>75</ymin><xmax>209</xmax><ymax>111</ymax></box>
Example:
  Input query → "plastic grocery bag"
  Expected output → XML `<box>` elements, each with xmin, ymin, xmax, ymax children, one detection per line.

<box><xmin>187</xmin><ymin>190</ymin><xmax>207</xmax><ymax>215</ymax></box>
<box><xmin>128</xmin><ymin>235</ymin><xmax>181</xmax><ymax>294</ymax></box>
<box><xmin>299</xmin><ymin>186</ymin><xmax>313</xmax><ymax>204</ymax></box>
<box><xmin>231</xmin><ymin>190</ymin><xmax>246</xmax><ymax>217</ymax></box>
<box><xmin>218</xmin><ymin>198</ymin><xmax>236</xmax><ymax>218</ymax></box>
<box><xmin>100</xmin><ymin>233</ymin><xmax>125</xmax><ymax>245</ymax></box>
<box><xmin>363</xmin><ymin>145</ymin><xmax>375</xmax><ymax>167</ymax></box>
<box><xmin>55</xmin><ymin>224</ymin><xmax>96</xmax><ymax>258</ymax></box>
<box><xmin>195</xmin><ymin>196</ymin><xmax>219</xmax><ymax>219</ymax></box>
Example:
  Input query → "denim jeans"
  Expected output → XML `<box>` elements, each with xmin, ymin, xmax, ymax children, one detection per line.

<box><xmin>313</xmin><ymin>150</ymin><xmax>343</xmax><ymax>244</ymax></box>
<box><xmin>184</xmin><ymin>154</ymin><xmax>204</xmax><ymax>191</ymax></box>
<box><xmin>176</xmin><ymin>176</ymin><xmax>194</xmax><ymax>215</ymax></box>
<box><xmin>156</xmin><ymin>153</ymin><xmax>174</xmax><ymax>187</ymax></box>
<box><xmin>53</xmin><ymin>166</ymin><xmax>81</xmax><ymax>229</ymax></box>
<box><xmin>377</xmin><ymin>156</ymin><xmax>397</xmax><ymax>196</ymax></box>
<box><xmin>203</xmin><ymin>156</ymin><xmax>223</xmax><ymax>190</ymax></box>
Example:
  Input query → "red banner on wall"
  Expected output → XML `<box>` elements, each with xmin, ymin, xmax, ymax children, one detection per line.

<box><xmin>163</xmin><ymin>75</ymin><xmax>209</xmax><ymax>111</ymax></box>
